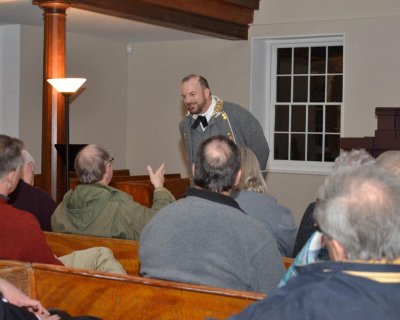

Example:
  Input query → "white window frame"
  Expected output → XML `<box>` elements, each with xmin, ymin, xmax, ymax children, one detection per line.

<box><xmin>251</xmin><ymin>35</ymin><xmax>344</xmax><ymax>174</ymax></box>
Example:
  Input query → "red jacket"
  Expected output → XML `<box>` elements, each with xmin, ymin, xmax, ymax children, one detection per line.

<box><xmin>0</xmin><ymin>197</ymin><xmax>62</xmax><ymax>265</ymax></box>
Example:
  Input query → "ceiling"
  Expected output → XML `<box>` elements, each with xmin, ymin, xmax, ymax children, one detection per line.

<box><xmin>0</xmin><ymin>0</ymin><xmax>210</xmax><ymax>42</ymax></box>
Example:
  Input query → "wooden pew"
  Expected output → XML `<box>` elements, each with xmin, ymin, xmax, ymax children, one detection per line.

<box><xmin>45</xmin><ymin>231</ymin><xmax>293</xmax><ymax>278</ymax></box>
<box><xmin>113</xmin><ymin>177</ymin><xmax>190</xmax><ymax>201</ymax></box>
<box><xmin>44</xmin><ymin>232</ymin><xmax>139</xmax><ymax>276</ymax></box>
<box><xmin>31</xmin><ymin>263</ymin><xmax>265</xmax><ymax>320</ymax></box>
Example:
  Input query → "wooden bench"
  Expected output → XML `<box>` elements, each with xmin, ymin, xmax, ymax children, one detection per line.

<box><xmin>113</xmin><ymin>177</ymin><xmax>190</xmax><ymax>201</ymax></box>
<box><xmin>45</xmin><ymin>231</ymin><xmax>294</xmax><ymax>278</ymax></box>
<box><xmin>0</xmin><ymin>261</ymin><xmax>265</xmax><ymax>320</ymax></box>
<box><xmin>44</xmin><ymin>232</ymin><xmax>139</xmax><ymax>276</ymax></box>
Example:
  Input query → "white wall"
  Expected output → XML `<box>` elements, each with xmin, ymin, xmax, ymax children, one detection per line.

<box><xmin>125</xmin><ymin>0</ymin><xmax>400</xmax><ymax>223</ymax></box>
<box><xmin>16</xmin><ymin>25</ymin><xmax>128</xmax><ymax>171</ymax></box>
<box><xmin>126</xmin><ymin>39</ymin><xmax>250</xmax><ymax>176</ymax></box>
<box><xmin>0</xmin><ymin>25</ymin><xmax>20</xmax><ymax>138</ymax></box>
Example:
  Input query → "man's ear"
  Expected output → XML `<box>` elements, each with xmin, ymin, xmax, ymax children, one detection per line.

<box><xmin>234</xmin><ymin>170</ymin><xmax>242</xmax><ymax>187</ymax></box>
<box><xmin>326</xmin><ymin>238</ymin><xmax>347</xmax><ymax>261</ymax></box>
<box><xmin>204</xmin><ymin>87</ymin><xmax>211</xmax><ymax>99</ymax></box>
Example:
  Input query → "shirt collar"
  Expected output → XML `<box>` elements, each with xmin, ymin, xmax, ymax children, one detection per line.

<box><xmin>184</xmin><ymin>187</ymin><xmax>245</xmax><ymax>213</ymax></box>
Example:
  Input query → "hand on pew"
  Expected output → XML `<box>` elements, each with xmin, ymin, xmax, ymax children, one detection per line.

<box><xmin>0</xmin><ymin>277</ymin><xmax>55</xmax><ymax>319</ymax></box>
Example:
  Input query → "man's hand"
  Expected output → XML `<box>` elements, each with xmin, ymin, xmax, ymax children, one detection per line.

<box><xmin>147</xmin><ymin>163</ymin><xmax>165</xmax><ymax>189</ymax></box>
<box><xmin>0</xmin><ymin>278</ymin><xmax>50</xmax><ymax>316</ymax></box>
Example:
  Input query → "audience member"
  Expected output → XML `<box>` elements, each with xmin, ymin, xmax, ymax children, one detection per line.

<box><xmin>282</xmin><ymin>149</ymin><xmax>375</xmax><ymax>286</ymax></box>
<box><xmin>231</xmin><ymin>147</ymin><xmax>297</xmax><ymax>256</ymax></box>
<box><xmin>228</xmin><ymin>164</ymin><xmax>400</xmax><ymax>320</ymax></box>
<box><xmin>8</xmin><ymin>149</ymin><xmax>57</xmax><ymax>231</ymax></box>
<box><xmin>0</xmin><ymin>135</ymin><xmax>125</xmax><ymax>275</ymax></box>
<box><xmin>51</xmin><ymin>144</ymin><xmax>175</xmax><ymax>240</ymax></box>
<box><xmin>292</xmin><ymin>149</ymin><xmax>375</xmax><ymax>256</ymax></box>
<box><xmin>140</xmin><ymin>135</ymin><xmax>284</xmax><ymax>293</ymax></box>
<box><xmin>179</xmin><ymin>74</ymin><xmax>269</xmax><ymax>172</ymax></box>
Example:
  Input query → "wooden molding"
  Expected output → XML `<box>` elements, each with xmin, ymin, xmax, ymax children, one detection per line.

<box><xmin>35</xmin><ymin>0</ymin><xmax>260</xmax><ymax>40</ymax></box>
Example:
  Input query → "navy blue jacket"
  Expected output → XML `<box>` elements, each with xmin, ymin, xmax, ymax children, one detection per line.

<box><xmin>228</xmin><ymin>261</ymin><xmax>400</xmax><ymax>320</ymax></box>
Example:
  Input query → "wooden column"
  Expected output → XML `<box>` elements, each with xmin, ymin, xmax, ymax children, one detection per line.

<box><xmin>37</xmin><ymin>1</ymin><xmax>71</xmax><ymax>202</ymax></box>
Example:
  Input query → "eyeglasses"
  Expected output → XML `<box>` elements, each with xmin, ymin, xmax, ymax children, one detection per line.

<box><xmin>105</xmin><ymin>157</ymin><xmax>114</xmax><ymax>165</ymax></box>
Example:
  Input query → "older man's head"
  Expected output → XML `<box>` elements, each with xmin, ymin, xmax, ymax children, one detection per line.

<box><xmin>315</xmin><ymin>165</ymin><xmax>400</xmax><ymax>261</ymax></box>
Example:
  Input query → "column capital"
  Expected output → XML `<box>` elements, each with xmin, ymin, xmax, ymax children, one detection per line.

<box><xmin>33</xmin><ymin>1</ymin><xmax>72</xmax><ymax>12</ymax></box>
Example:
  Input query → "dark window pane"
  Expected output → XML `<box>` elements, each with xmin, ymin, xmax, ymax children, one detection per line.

<box><xmin>277</xmin><ymin>76</ymin><xmax>291</xmax><ymax>102</ymax></box>
<box><xmin>328</xmin><ymin>46</ymin><xmax>343</xmax><ymax>73</ymax></box>
<box><xmin>293</xmin><ymin>76</ymin><xmax>308</xmax><ymax>102</ymax></box>
<box><xmin>310</xmin><ymin>76</ymin><xmax>325</xmax><ymax>102</ymax></box>
<box><xmin>294</xmin><ymin>47</ymin><xmax>309</xmax><ymax>74</ymax></box>
<box><xmin>325</xmin><ymin>134</ymin><xmax>340</xmax><ymax>162</ymax></box>
<box><xmin>275</xmin><ymin>105</ymin><xmax>289</xmax><ymax>131</ymax></box>
<box><xmin>327</xmin><ymin>75</ymin><xmax>342</xmax><ymax>102</ymax></box>
<box><xmin>311</xmin><ymin>47</ymin><xmax>326</xmax><ymax>74</ymax></box>
<box><xmin>277</xmin><ymin>48</ymin><xmax>292</xmax><ymax>74</ymax></box>
<box><xmin>307</xmin><ymin>134</ymin><xmax>323</xmax><ymax>161</ymax></box>
<box><xmin>275</xmin><ymin>133</ymin><xmax>289</xmax><ymax>160</ymax></box>
<box><xmin>291</xmin><ymin>105</ymin><xmax>306</xmax><ymax>132</ymax></box>
<box><xmin>326</xmin><ymin>105</ymin><xmax>341</xmax><ymax>133</ymax></box>
<box><xmin>308</xmin><ymin>105</ymin><xmax>323</xmax><ymax>132</ymax></box>
<box><xmin>291</xmin><ymin>134</ymin><xmax>305</xmax><ymax>160</ymax></box>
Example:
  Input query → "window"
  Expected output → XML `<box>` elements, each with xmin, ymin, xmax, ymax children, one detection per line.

<box><xmin>251</xmin><ymin>36</ymin><xmax>343</xmax><ymax>173</ymax></box>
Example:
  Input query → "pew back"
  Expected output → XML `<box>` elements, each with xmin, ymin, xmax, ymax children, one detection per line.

<box><xmin>31</xmin><ymin>263</ymin><xmax>265</xmax><ymax>320</ymax></box>
<box><xmin>44</xmin><ymin>232</ymin><xmax>139</xmax><ymax>275</ymax></box>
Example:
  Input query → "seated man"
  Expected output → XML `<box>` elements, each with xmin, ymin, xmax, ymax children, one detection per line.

<box><xmin>51</xmin><ymin>144</ymin><xmax>175</xmax><ymax>240</ymax></box>
<box><xmin>8</xmin><ymin>149</ymin><xmax>57</xmax><ymax>231</ymax></box>
<box><xmin>0</xmin><ymin>135</ymin><xmax>124</xmax><ymax>275</ymax></box>
<box><xmin>228</xmin><ymin>164</ymin><xmax>400</xmax><ymax>319</ymax></box>
<box><xmin>140</xmin><ymin>135</ymin><xmax>285</xmax><ymax>293</ymax></box>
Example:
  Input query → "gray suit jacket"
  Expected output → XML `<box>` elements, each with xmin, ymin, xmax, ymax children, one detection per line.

<box><xmin>179</xmin><ymin>99</ymin><xmax>269</xmax><ymax>171</ymax></box>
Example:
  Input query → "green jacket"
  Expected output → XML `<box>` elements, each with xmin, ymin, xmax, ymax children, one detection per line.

<box><xmin>51</xmin><ymin>183</ymin><xmax>175</xmax><ymax>240</ymax></box>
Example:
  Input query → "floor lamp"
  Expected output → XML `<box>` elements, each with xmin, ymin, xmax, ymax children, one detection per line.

<box><xmin>47</xmin><ymin>78</ymin><xmax>86</xmax><ymax>191</ymax></box>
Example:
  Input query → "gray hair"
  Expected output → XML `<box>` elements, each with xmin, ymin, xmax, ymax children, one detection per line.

<box><xmin>74</xmin><ymin>144</ymin><xmax>110</xmax><ymax>184</ymax></box>
<box><xmin>375</xmin><ymin>150</ymin><xmax>400</xmax><ymax>180</ymax></box>
<box><xmin>21</xmin><ymin>149</ymin><xmax>35</xmax><ymax>166</ymax></box>
<box><xmin>332</xmin><ymin>149</ymin><xmax>375</xmax><ymax>172</ymax></box>
<box><xmin>0</xmin><ymin>135</ymin><xmax>24</xmax><ymax>180</ymax></box>
<box><xmin>315</xmin><ymin>165</ymin><xmax>400</xmax><ymax>260</ymax></box>
<box><xmin>236</xmin><ymin>147</ymin><xmax>267</xmax><ymax>194</ymax></box>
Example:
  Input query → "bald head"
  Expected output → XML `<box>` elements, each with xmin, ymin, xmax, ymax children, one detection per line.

<box><xmin>74</xmin><ymin>144</ymin><xmax>112</xmax><ymax>184</ymax></box>
<box><xmin>375</xmin><ymin>150</ymin><xmax>400</xmax><ymax>180</ymax></box>
<box><xmin>194</xmin><ymin>135</ymin><xmax>241</xmax><ymax>193</ymax></box>
<box><xmin>315</xmin><ymin>165</ymin><xmax>400</xmax><ymax>261</ymax></box>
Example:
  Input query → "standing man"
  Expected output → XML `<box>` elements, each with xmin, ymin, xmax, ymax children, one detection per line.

<box><xmin>140</xmin><ymin>135</ymin><xmax>284</xmax><ymax>293</ymax></box>
<box><xmin>179</xmin><ymin>74</ymin><xmax>269</xmax><ymax>171</ymax></box>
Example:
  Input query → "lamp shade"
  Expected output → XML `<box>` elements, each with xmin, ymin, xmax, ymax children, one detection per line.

<box><xmin>47</xmin><ymin>78</ymin><xmax>86</xmax><ymax>93</ymax></box>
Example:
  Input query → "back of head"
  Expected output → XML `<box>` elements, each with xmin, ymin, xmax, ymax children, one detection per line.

<box><xmin>332</xmin><ymin>149</ymin><xmax>375</xmax><ymax>172</ymax></box>
<box><xmin>21</xmin><ymin>149</ymin><xmax>36</xmax><ymax>185</ymax></box>
<box><xmin>314</xmin><ymin>165</ymin><xmax>400</xmax><ymax>260</ymax></box>
<box><xmin>193</xmin><ymin>135</ymin><xmax>240</xmax><ymax>193</ymax></box>
<box><xmin>74</xmin><ymin>144</ymin><xmax>110</xmax><ymax>184</ymax></box>
<box><xmin>0</xmin><ymin>134</ymin><xmax>24</xmax><ymax>180</ymax></box>
<box><xmin>375</xmin><ymin>150</ymin><xmax>400</xmax><ymax>180</ymax></box>
<box><xmin>237</xmin><ymin>147</ymin><xmax>267</xmax><ymax>193</ymax></box>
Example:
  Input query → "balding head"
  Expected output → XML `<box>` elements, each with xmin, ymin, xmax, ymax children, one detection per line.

<box><xmin>315</xmin><ymin>165</ymin><xmax>400</xmax><ymax>261</ymax></box>
<box><xmin>375</xmin><ymin>150</ymin><xmax>400</xmax><ymax>180</ymax></box>
<box><xmin>193</xmin><ymin>135</ymin><xmax>241</xmax><ymax>193</ymax></box>
<box><xmin>21</xmin><ymin>150</ymin><xmax>35</xmax><ymax>185</ymax></box>
<box><xmin>74</xmin><ymin>144</ymin><xmax>112</xmax><ymax>184</ymax></box>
